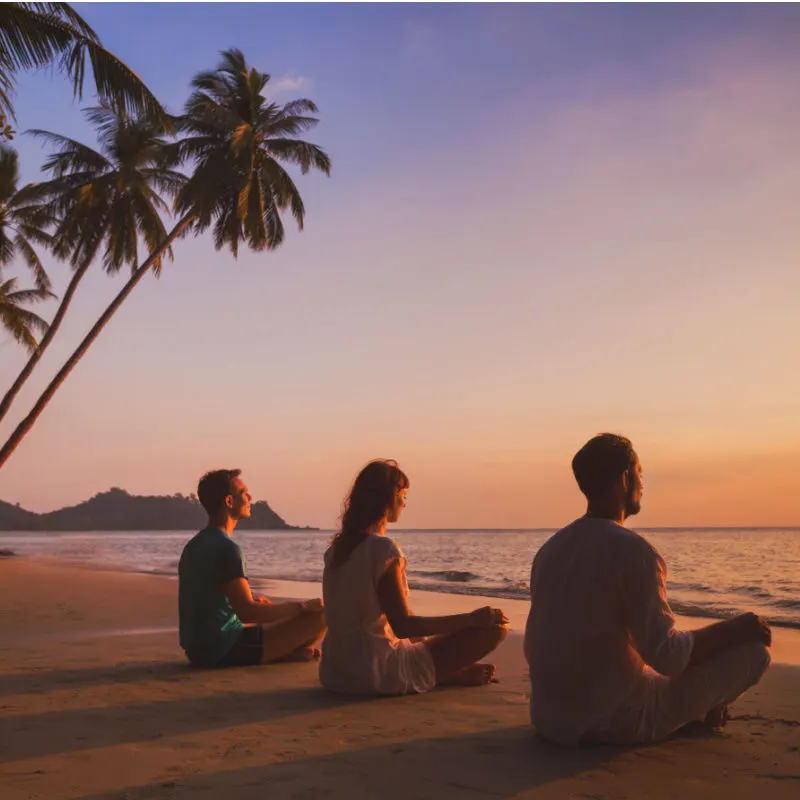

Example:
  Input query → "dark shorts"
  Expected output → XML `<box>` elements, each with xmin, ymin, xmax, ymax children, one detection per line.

<box><xmin>215</xmin><ymin>625</ymin><xmax>264</xmax><ymax>668</ymax></box>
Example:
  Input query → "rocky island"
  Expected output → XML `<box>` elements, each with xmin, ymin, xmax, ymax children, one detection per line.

<box><xmin>0</xmin><ymin>488</ymin><xmax>313</xmax><ymax>532</ymax></box>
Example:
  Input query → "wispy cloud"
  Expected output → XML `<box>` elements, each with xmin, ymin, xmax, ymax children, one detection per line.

<box><xmin>268</xmin><ymin>74</ymin><xmax>313</xmax><ymax>97</ymax></box>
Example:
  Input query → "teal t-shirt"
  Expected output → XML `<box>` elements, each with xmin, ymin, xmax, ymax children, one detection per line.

<box><xmin>178</xmin><ymin>526</ymin><xmax>246</xmax><ymax>666</ymax></box>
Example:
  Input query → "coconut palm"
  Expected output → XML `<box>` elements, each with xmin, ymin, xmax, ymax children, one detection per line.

<box><xmin>0</xmin><ymin>49</ymin><xmax>330</xmax><ymax>469</ymax></box>
<box><xmin>0</xmin><ymin>275</ymin><xmax>51</xmax><ymax>351</ymax></box>
<box><xmin>0</xmin><ymin>104</ymin><xmax>184</xmax><ymax>426</ymax></box>
<box><xmin>0</xmin><ymin>144</ymin><xmax>52</xmax><ymax>291</ymax></box>
<box><xmin>174</xmin><ymin>47</ymin><xmax>331</xmax><ymax>255</ymax></box>
<box><xmin>0</xmin><ymin>142</ymin><xmax>54</xmax><ymax>363</ymax></box>
<box><xmin>0</xmin><ymin>2</ymin><xmax>165</xmax><ymax>138</ymax></box>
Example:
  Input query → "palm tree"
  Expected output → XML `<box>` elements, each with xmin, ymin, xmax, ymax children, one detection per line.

<box><xmin>0</xmin><ymin>144</ymin><xmax>52</xmax><ymax>291</ymax></box>
<box><xmin>0</xmin><ymin>2</ymin><xmax>165</xmax><ymax>138</ymax></box>
<box><xmin>0</xmin><ymin>104</ymin><xmax>184</xmax><ymax>426</ymax></box>
<box><xmin>0</xmin><ymin>49</ymin><xmax>330</xmax><ymax>469</ymax></box>
<box><xmin>174</xmin><ymin>48</ymin><xmax>331</xmax><ymax>255</ymax></box>
<box><xmin>0</xmin><ymin>275</ymin><xmax>51</xmax><ymax>351</ymax></box>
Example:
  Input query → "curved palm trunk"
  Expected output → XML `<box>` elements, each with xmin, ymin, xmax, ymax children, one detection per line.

<box><xmin>0</xmin><ymin>258</ymin><xmax>93</xmax><ymax>426</ymax></box>
<box><xmin>0</xmin><ymin>214</ymin><xmax>193</xmax><ymax>470</ymax></box>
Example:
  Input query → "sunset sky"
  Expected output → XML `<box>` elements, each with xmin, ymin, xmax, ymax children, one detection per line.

<box><xmin>1</xmin><ymin>4</ymin><xmax>799</xmax><ymax>528</ymax></box>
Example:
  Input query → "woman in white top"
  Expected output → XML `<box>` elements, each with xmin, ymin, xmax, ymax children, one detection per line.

<box><xmin>320</xmin><ymin>459</ymin><xmax>508</xmax><ymax>695</ymax></box>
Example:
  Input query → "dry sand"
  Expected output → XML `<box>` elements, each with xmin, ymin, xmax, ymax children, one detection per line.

<box><xmin>1</xmin><ymin>556</ymin><xmax>798</xmax><ymax>799</ymax></box>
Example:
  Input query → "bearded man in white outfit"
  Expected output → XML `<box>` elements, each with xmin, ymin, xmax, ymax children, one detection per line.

<box><xmin>524</xmin><ymin>433</ymin><xmax>772</xmax><ymax>745</ymax></box>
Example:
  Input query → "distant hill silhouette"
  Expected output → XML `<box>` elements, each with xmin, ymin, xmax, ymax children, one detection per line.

<box><xmin>0</xmin><ymin>488</ymin><xmax>313</xmax><ymax>532</ymax></box>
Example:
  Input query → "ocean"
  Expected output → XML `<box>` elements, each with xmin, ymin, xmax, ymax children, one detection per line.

<box><xmin>2</xmin><ymin>527</ymin><xmax>799</xmax><ymax>630</ymax></box>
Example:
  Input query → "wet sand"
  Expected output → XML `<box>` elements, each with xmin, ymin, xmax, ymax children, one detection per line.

<box><xmin>1</xmin><ymin>557</ymin><xmax>798</xmax><ymax>799</ymax></box>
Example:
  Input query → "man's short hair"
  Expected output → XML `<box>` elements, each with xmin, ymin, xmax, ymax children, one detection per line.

<box><xmin>197</xmin><ymin>469</ymin><xmax>242</xmax><ymax>515</ymax></box>
<box><xmin>572</xmin><ymin>434</ymin><xmax>637</xmax><ymax>502</ymax></box>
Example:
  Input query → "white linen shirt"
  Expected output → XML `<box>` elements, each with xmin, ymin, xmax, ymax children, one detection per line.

<box><xmin>524</xmin><ymin>517</ymin><xmax>694</xmax><ymax>744</ymax></box>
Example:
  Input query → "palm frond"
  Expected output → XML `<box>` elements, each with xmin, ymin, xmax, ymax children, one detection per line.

<box><xmin>0</xmin><ymin>143</ymin><xmax>20</xmax><ymax>200</ymax></box>
<box><xmin>34</xmin><ymin>2</ymin><xmax>99</xmax><ymax>39</ymax></box>
<box><xmin>0</xmin><ymin>274</ymin><xmax>52</xmax><ymax>352</ymax></box>
<box><xmin>27</xmin><ymin>128</ymin><xmax>111</xmax><ymax>175</ymax></box>
<box><xmin>0</xmin><ymin>3</ymin><xmax>167</xmax><ymax>127</ymax></box>
<box><xmin>13</xmin><ymin>232</ymin><xmax>50</xmax><ymax>290</ymax></box>
<box><xmin>217</xmin><ymin>48</ymin><xmax>248</xmax><ymax>80</ymax></box>
<box><xmin>0</xmin><ymin>229</ymin><xmax>16</xmax><ymax>265</ymax></box>
<box><xmin>0</xmin><ymin>4</ymin><xmax>78</xmax><ymax>72</ymax></box>
<box><xmin>1</xmin><ymin>282</ymin><xmax>53</xmax><ymax>305</ymax></box>
<box><xmin>212</xmin><ymin>197</ymin><xmax>243</xmax><ymax>256</ymax></box>
<box><xmin>259</xmin><ymin>159</ymin><xmax>305</xmax><ymax>228</ymax></box>
<box><xmin>138</xmin><ymin>167</ymin><xmax>187</xmax><ymax>198</ymax></box>
<box><xmin>102</xmin><ymin>193</ymin><xmax>137</xmax><ymax>272</ymax></box>
<box><xmin>266</xmin><ymin>138</ymin><xmax>331</xmax><ymax>175</ymax></box>
<box><xmin>262</xmin><ymin>113</ymin><xmax>320</xmax><ymax>138</ymax></box>
<box><xmin>0</xmin><ymin>310</ymin><xmax>38</xmax><ymax>350</ymax></box>
<box><xmin>129</xmin><ymin>188</ymin><xmax>171</xmax><ymax>275</ymax></box>
<box><xmin>276</xmin><ymin>99</ymin><xmax>319</xmax><ymax>117</ymax></box>
<box><xmin>261</xmin><ymin>200</ymin><xmax>285</xmax><ymax>251</ymax></box>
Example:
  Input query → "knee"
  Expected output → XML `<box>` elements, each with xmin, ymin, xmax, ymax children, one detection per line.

<box><xmin>738</xmin><ymin>640</ymin><xmax>771</xmax><ymax>687</ymax></box>
<box><xmin>306</xmin><ymin>608</ymin><xmax>327</xmax><ymax>634</ymax></box>
<box><xmin>751</xmin><ymin>640</ymin><xmax>771</xmax><ymax>680</ymax></box>
<box><xmin>489</xmin><ymin>622</ymin><xmax>509</xmax><ymax>646</ymax></box>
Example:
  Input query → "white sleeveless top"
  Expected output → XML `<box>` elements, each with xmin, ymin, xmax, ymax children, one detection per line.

<box><xmin>319</xmin><ymin>534</ymin><xmax>436</xmax><ymax>695</ymax></box>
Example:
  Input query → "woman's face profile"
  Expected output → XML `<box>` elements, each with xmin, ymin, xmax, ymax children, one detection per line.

<box><xmin>387</xmin><ymin>486</ymin><xmax>408</xmax><ymax>524</ymax></box>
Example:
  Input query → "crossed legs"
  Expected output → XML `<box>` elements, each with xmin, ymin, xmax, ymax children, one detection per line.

<box><xmin>260</xmin><ymin>608</ymin><xmax>327</xmax><ymax>664</ymax></box>
<box><xmin>425</xmin><ymin>623</ymin><xmax>508</xmax><ymax>686</ymax></box>
<box><xmin>584</xmin><ymin>640</ymin><xmax>771</xmax><ymax>744</ymax></box>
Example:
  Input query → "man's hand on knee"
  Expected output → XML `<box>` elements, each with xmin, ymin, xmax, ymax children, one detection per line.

<box><xmin>734</xmin><ymin>612</ymin><xmax>772</xmax><ymax>647</ymax></box>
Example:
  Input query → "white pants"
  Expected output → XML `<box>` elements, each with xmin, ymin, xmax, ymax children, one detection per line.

<box><xmin>584</xmin><ymin>641</ymin><xmax>771</xmax><ymax>744</ymax></box>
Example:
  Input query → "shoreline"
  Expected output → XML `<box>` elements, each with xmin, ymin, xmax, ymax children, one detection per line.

<box><xmin>4</xmin><ymin>527</ymin><xmax>798</xmax><ymax>634</ymax></box>
<box><xmin>11</xmin><ymin>553</ymin><xmax>800</xmax><ymax>665</ymax></box>
<box><xmin>260</xmin><ymin>576</ymin><xmax>800</xmax><ymax>667</ymax></box>
<box><xmin>1</xmin><ymin>556</ymin><xmax>799</xmax><ymax>799</ymax></box>
<box><xmin>15</xmin><ymin>553</ymin><xmax>800</xmax><ymax>665</ymax></box>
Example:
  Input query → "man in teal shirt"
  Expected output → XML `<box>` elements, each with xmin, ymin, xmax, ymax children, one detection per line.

<box><xmin>179</xmin><ymin>469</ymin><xmax>325</xmax><ymax>668</ymax></box>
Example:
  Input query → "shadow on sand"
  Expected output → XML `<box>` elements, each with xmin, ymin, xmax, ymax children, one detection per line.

<box><xmin>1</xmin><ymin>680</ymin><xmax>372</xmax><ymax>763</ymax></box>
<box><xmin>0</xmin><ymin>659</ymin><xmax>193</xmax><ymax>697</ymax></box>
<box><xmin>69</xmin><ymin>725</ymin><xmax>627</xmax><ymax>800</ymax></box>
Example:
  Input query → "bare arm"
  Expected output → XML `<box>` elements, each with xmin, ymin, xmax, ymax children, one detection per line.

<box><xmin>224</xmin><ymin>578</ymin><xmax>321</xmax><ymax>625</ymax></box>
<box><xmin>376</xmin><ymin>560</ymin><xmax>506</xmax><ymax>639</ymax></box>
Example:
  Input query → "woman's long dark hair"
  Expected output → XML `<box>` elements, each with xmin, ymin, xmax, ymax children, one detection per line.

<box><xmin>328</xmin><ymin>459</ymin><xmax>409</xmax><ymax>568</ymax></box>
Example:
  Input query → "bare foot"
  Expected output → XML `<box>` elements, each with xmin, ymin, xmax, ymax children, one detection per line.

<box><xmin>279</xmin><ymin>645</ymin><xmax>321</xmax><ymax>663</ymax></box>
<box><xmin>452</xmin><ymin>663</ymin><xmax>496</xmax><ymax>686</ymax></box>
<box><xmin>677</xmin><ymin>705</ymin><xmax>730</xmax><ymax>738</ymax></box>
<box><xmin>704</xmin><ymin>705</ymin><xmax>729</xmax><ymax>730</ymax></box>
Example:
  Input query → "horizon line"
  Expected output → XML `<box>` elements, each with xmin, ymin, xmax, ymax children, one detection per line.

<box><xmin>325</xmin><ymin>526</ymin><xmax>800</xmax><ymax>533</ymax></box>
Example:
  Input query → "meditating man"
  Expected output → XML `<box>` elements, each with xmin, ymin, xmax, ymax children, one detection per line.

<box><xmin>179</xmin><ymin>469</ymin><xmax>326</xmax><ymax>668</ymax></box>
<box><xmin>525</xmin><ymin>434</ymin><xmax>771</xmax><ymax>745</ymax></box>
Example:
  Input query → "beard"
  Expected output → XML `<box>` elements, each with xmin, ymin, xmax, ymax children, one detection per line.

<box><xmin>624</xmin><ymin>488</ymin><xmax>641</xmax><ymax>518</ymax></box>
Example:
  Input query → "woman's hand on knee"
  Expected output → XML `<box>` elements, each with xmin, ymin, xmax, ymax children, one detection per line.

<box><xmin>301</xmin><ymin>598</ymin><xmax>324</xmax><ymax>614</ymax></box>
<box><xmin>469</xmin><ymin>606</ymin><xmax>508</xmax><ymax>628</ymax></box>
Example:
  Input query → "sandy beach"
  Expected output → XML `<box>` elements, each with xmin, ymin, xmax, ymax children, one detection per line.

<box><xmin>1</xmin><ymin>557</ymin><xmax>798</xmax><ymax>799</ymax></box>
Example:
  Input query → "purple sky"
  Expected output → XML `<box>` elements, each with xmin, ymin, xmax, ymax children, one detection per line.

<box><xmin>2</xmin><ymin>4</ymin><xmax>800</xmax><ymax>527</ymax></box>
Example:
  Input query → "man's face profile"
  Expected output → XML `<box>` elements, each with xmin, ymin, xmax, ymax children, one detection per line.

<box><xmin>624</xmin><ymin>458</ymin><xmax>643</xmax><ymax>518</ymax></box>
